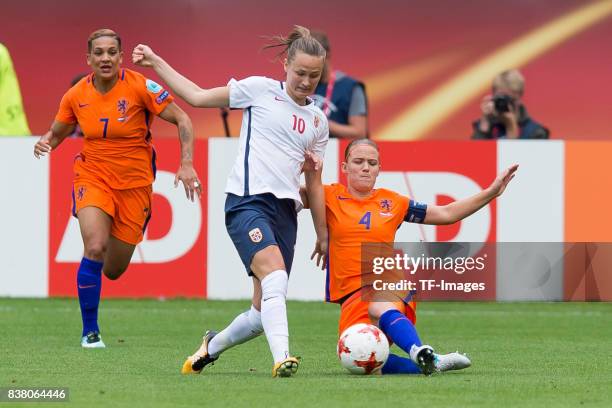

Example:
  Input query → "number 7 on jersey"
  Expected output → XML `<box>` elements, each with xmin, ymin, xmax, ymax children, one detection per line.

<box><xmin>99</xmin><ymin>118</ymin><xmax>109</xmax><ymax>138</ymax></box>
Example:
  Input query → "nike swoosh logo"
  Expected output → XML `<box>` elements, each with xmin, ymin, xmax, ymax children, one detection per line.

<box><xmin>78</xmin><ymin>284</ymin><xmax>97</xmax><ymax>289</ymax></box>
<box><xmin>274</xmin><ymin>96</ymin><xmax>285</xmax><ymax>102</ymax></box>
<box><xmin>79</xmin><ymin>103</ymin><xmax>89</xmax><ymax>108</ymax></box>
<box><xmin>337</xmin><ymin>196</ymin><xmax>350</xmax><ymax>200</ymax></box>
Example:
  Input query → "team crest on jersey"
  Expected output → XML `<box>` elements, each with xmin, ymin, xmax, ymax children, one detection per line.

<box><xmin>117</xmin><ymin>99</ymin><xmax>128</xmax><ymax>115</ymax></box>
<box><xmin>380</xmin><ymin>199</ymin><xmax>392</xmax><ymax>212</ymax></box>
<box><xmin>314</xmin><ymin>115</ymin><xmax>320</xmax><ymax>129</ymax></box>
<box><xmin>77</xmin><ymin>186</ymin><xmax>86</xmax><ymax>201</ymax></box>
<box><xmin>248</xmin><ymin>228</ymin><xmax>263</xmax><ymax>243</ymax></box>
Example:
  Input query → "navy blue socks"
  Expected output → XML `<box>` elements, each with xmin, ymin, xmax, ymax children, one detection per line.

<box><xmin>77</xmin><ymin>257</ymin><xmax>103</xmax><ymax>336</ymax></box>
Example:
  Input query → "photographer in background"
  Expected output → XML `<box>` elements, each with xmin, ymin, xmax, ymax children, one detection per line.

<box><xmin>471</xmin><ymin>69</ymin><xmax>549</xmax><ymax>139</ymax></box>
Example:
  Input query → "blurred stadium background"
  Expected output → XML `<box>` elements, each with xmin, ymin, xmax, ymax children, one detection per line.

<box><xmin>2</xmin><ymin>0</ymin><xmax>612</xmax><ymax>140</ymax></box>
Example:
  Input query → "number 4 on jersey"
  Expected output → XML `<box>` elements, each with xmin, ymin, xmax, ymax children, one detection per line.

<box><xmin>359</xmin><ymin>211</ymin><xmax>371</xmax><ymax>230</ymax></box>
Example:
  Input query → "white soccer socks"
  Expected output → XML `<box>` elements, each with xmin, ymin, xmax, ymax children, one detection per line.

<box><xmin>205</xmin><ymin>270</ymin><xmax>290</xmax><ymax>364</ymax></box>
<box><xmin>260</xmin><ymin>270</ymin><xmax>290</xmax><ymax>363</ymax></box>
<box><xmin>207</xmin><ymin>305</ymin><xmax>264</xmax><ymax>357</ymax></box>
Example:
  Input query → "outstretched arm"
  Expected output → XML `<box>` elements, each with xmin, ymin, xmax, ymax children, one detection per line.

<box><xmin>33</xmin><ymin>121</ymin><xmax>74</xmax><ymax>158</ymax></box>
<box><xmin>132</xmin><ymin>44</ymin><xmax>229</xmax><ymax>108</ymax></box>
<box><xmin>422</xmin><ymin>164</ymin><xmax>518</xmax><ymax>225</ymax></box>
<box><xmin>158</xmin><ymin>102</ymin><xmax>201</xmax><ymax>201</ymax></box>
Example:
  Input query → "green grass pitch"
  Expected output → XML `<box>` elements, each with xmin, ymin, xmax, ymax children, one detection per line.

<box><xmin>1</xmin><ymin>299</ymin><xmax>610</xmax><ymax>407</ymax></box>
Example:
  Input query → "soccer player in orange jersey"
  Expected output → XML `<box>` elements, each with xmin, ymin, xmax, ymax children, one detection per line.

<box><xmin>302</xmin><ymin>139</ymin><xmax>518</xmax><ymax>375</ymax></box>
<box><xmin>33</xmin><ymin>29</ymin><xmax>200</xmax><ymax>348</ymax></box>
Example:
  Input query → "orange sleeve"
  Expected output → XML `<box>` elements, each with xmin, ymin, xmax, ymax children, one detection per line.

<box><xmin>135</xmin><ymin>73</ymin><xmax>175</xmax><ymax>115</ymax></box>
<box><xmin>324</xmin><ymin>184</ymin><xmax>341</xmax><ymax>211</ymax></box>
<box><xmin>54</xmin><ymin>90</ymin><xmax>76</xmax><ymax>124</ymax></box>
<box><xmin>324</xmin><ymin>184</ymin><xmax>335</xmax><ymax>202</ymax></box>
<box><xmin>398</xmin><ymin>192</ymin><xmax>410</xmax><ymax>216</ymax></box>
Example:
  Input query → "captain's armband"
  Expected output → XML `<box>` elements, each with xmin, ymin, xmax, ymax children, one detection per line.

<box><xmin>404</xmin><ymin>200</ymin><xmax>427</xmax><ymax>223</ymax></box>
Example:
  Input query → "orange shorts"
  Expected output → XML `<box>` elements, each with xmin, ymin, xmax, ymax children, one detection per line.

<box><xmin>338</xmin><ymin>288</ymin><xmax>417</xmax><ymax>337</ymax></box>
<box><xmin>72</xmin><ymin>178</ymin><xmax>152</xmax><ymax>245</ymax></box>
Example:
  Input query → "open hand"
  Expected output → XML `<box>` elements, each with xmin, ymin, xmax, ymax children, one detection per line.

<box><xmin>488</xmin><ymin>164</ymin><xmax>519</xmax><ymax>197</ymax></box>
<box><xmin>33</xmin><ymin>132</ymin><xmax>52</xmax><ymax>159</ymax></box>
<box><xmin>310</xmin><ymin>238</ymin><xmax>328</xmax><ymax>270</ymax></box>
<box><xmin>175</xmin><ymin>163</ymin><xmax>202</xmax><ymax>201</ymax></box>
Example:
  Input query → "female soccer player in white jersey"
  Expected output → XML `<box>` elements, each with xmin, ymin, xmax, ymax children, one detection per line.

<box><xmin>133</xmin><ymin>26</ymin><xmax>329</xmax><ymax>377</ymax></box>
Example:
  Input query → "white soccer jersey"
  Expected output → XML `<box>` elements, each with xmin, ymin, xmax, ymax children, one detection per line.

<box><xmin>225</xmin><ymin>76</ymin><xmax>329</xmax><ymax>207</ymax></box>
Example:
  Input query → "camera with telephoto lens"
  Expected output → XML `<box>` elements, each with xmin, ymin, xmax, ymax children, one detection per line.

<box><xmin>493</xmin><ymin>94</ymin><xmax>515</xmax><ymax>113</ymax></box>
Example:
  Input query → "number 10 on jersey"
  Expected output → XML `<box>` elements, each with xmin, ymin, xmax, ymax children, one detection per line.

<box><xmin>292</xmin><ymin>114</ymin><xmax>305</xmax><ymax>134</ymax></box>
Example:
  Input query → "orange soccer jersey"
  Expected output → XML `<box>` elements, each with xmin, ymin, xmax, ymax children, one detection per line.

<box><xmin>55</xmin><ymin>68</ymin><xmax>174</xmax><ymax>190</ymax></box>
<box><xmin>324</xmin><ymin>183</ymin><xmax>411</xmax><ymax>303</ymax></box>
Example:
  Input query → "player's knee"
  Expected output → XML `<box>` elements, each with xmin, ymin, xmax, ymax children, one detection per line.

<box><xmin>261</xmin><ymin>270</ymin><xmax>288</xmax><ymax>300</ymax></box>
<box><xmin>84</xmin><ymin>241</ymin><xmax>107</xmax><ymax>261</ymax></box>
<box><xmin>250</xmin><ymin>246</ymin><xmax>285</xmax><ymax>278</ymax></box>
<box><xmin>368</xmin><ymin>302</ymin><xmax>386</xmax><ymax>321</ymax></box>
<box><xmin>103</xmin><ymin>266</ymin><xmax>127</xmax><ymax>280</ymax></box>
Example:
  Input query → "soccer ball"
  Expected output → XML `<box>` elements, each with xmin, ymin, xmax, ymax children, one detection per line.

<box><xmin>337</xmin><ymin>323</ymin><xmax>389</xmax><ymax>374</ymax></box>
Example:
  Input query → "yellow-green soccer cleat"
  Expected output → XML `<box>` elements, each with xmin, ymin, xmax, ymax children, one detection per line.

<box><xmin>272</xmin><ymin>356</ymin><xmax>300</xmax><ymax>378</ymax></box>
<box><xmin>181</xmin><ymin>330</ymin><xmax>218</xmax><ymax>375</ymax></box>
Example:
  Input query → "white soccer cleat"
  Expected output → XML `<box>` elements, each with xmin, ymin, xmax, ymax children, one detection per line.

<box><xmin>409</xmin><ymin>344</ymin><xmax>436</xmax><ymax>375</ymax></box>
<box><xmin>81</xmin><ymin>331</ymin><xmax>106</xmax><ymax>348</ymax></box>
<box><xmin>434</xmin><ymin>352</ymin><xmax>471</xmax><ymax>372</ymax></box>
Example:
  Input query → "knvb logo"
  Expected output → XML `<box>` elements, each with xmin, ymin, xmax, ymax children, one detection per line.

<box><xmin>117</xmin><ymin>99</ymin><xmax>128</xmax><ymax>115</ymax></box>
<box><xmin>77</xmin><ymin>186</ymin><xmax>86</xmax><ymax>201</ymax></box>
<box><xmin>380</xmin><ymin>199</ymin><xmax>392</xmax><ymax>212</ymax></box>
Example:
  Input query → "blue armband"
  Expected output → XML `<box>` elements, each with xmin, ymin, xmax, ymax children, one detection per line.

<box><xmin>405</xmin><ymin>200</ymin><xmax>427</xmax><ymax>223</ymax></box>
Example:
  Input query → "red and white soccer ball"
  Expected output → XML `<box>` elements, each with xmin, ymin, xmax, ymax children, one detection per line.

<box><xmin>337</xmin><ymin>323</ymin><xmax>389</xmax><ymax>375</ymax></box>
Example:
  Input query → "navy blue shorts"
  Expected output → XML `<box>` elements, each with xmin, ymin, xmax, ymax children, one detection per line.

<box><xmin>225</xmin><ymin>193</ymin><xmax>298</xmax><ymax>276</ymax></box>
